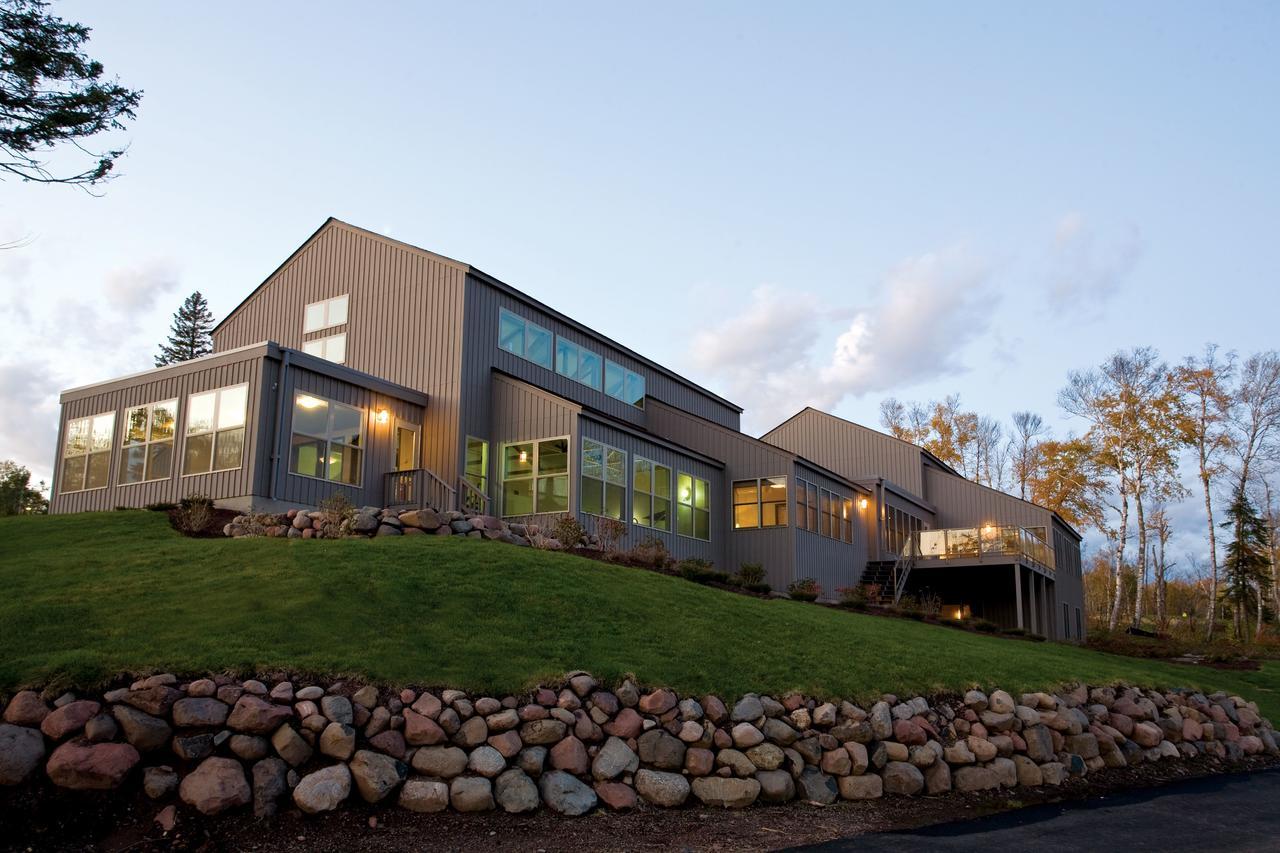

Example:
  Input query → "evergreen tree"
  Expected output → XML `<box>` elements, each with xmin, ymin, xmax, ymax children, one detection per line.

<box><xmin>155</xmin><ymin>291</ymin><xmax>214</xmax><ymax>366</ymax></box>
<box><xmin>1220</xmin><ymin>484</ymin><xmax>1272</xmax><ymax>639</ymax></box>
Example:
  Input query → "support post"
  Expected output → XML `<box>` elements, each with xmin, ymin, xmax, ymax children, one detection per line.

<box><xmin>1014</xmin><ymin>565</ymin><xmax>1024</xmax><ymax>630</ymax></box>
<box><xmin>1029</xmin><ymin>570</ymin><xmax>1038</xmax><ymax>634</ymax></box>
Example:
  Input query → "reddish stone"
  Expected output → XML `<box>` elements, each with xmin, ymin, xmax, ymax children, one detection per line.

<box><xmin>46</xmin><ymin>740</ymin><xmax>140</xmax><ymax>790</ymax></box>
<box><xmin>1109</xmin><ymin>713</ymin><xmax>1134</xmax><ymax>737</ymax></box>
<box><xmin>1224</xmin><ymin>722</ymin><xmax>1241</xmax><ymax>742</ymax></box>
<box><xmin>591</xmin><ymin>692</ymin><xmax>619</xmax><ymax>716</ymax></box>
<box><xmin>893</xmin><ymin>718</ymin><xmax>926</xmax><ymax>746</ymax></box>
<box><xmin>782</xmin><ymin>694</ymin><xmax>806</xmax><ymax>713</ymax></box>
<box><xmin>638</xmin><ymin>689</ymin><xmax>677</xmax><ymax>716</ymax></box>
<box><xmin>557</xmin><ymin>690</ymin><xmax>581</xmax><ymax>711</ymax></box>
<box><xmin>1113</xmin><ymin>698</ymin><xmax>1150</xmax><ymax>721</ymax></box>
<box><xmin>1009</xmin><ymin>732</ymin><xmax>1026</xmax><ymax>752</ymax></box>
<box><xmin>488</xmin><ymin>731</ymin><xmax>523</xmax><ymax>758</ymax></box>
<box><xmin>1183</xmin><ymin>718</ymin><xmax>1203</xmax><ymax>742</ymax></box>
<box><xmin>1131</xmin><ymin>722</ymin><xmax>1163</xmax><ymax>748</ymax></box>
<box><xmin>368</xmin><ymin>730</ymin><xmax>406</xmax><ymax>760</ymax></box>
<box><xmin>410</xmin><ymin>693</ymin><xmax>442</xmax><ymax>719</ymax></box>
<box><xmin>403</xmin><ymin>709</ymin><xmax>447</xmax><ymax>746</ymax></box>
<box><xmin>713</xmin><ymin>728</ymin><xmax>733</xmax><ymax>749</ymax></box>
<box><xmin>604</xmin><ymin>708</ymin><xmax>643</xmax><ymax>739</ymax></box>
<box><xmin>969</xmin><ymin>722</ymin><xmax>988</xmax><ymax>739</ymax></box>
<box><xmin>519</xmin><ymin>703</ymin><xmax>549</xmax><ymax>722</ymax></box>
<box><xmin>41</xmin><ymin>701</ymin><xmax>101</xmax><ymax>741</ymax></box>
<box><xmin>227</xmin><ymin>696</ymin><xmax>292</xmax><ymax>735</ymax></box>
<box><xmin>575</xmin><ymin>710</ymin><xmax>603</xmax><ymax>742</ymax></box>
<box><xmin>914</xmin><ymin>715</ymin><xmax>938</xmax><ymax>738</ymax></box>
<box><xmin>399</xmin><ymin>689</ymin><xmax>416</xmax><ymax>705</ymax></box>
<box><xmin>121</xmin><ymin>687</ymin><xmax>182</xmax><ymax>716</ymax></box>
<box><xmin>550</xmin><ymin>736</ymin><xmax>590</xmax><ymax>775</ymax></box>
<box><xmin>4</xmin><ymin>691</ymin><xmax>50</xmax><ymax>726</ymax></box>
<box><xmin>685</xmin><ymin>747</ymin><xmax>714</xmax><ymax>776</ymax></box>
<box><xmin>535</xmin><ymin>688</ymin><xmax>557</xmax><ymax>706</ymax></box>
<box><xmin>594</xmin><ymin>781</ymin><xmax>637</xmax><ymax>810</ymax></box>
<box><xmin>701</xmin><ymin>695</ymin><xmax>728</xmax><ymax>725</ymax></box>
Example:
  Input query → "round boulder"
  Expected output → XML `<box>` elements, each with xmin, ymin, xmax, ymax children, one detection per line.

<box><xmin>179</xmin><ymin>757</ymin><xmax>250</xmax><ymax>815</ymax></box>
<box><xmin>293</xmin><ymin>764</ymin><xmax>352</xmax><ymax>814</ymax></box>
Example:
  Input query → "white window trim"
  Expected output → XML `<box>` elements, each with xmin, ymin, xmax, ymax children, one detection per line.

<box><xmin>499</xmin><ymin>435</ymin><xmax>571</xmax><ymax>517</ymax></box>
<box><xmin>181</xmin><ymin>383</ymin><xmax>249</xmax><ymax>477</ymax></box>
<box><xmin>579</xmin><ymin>437</ymin><xmax>628</xmax><ymax>521</ymax></box>
<box><xmin>675</xmin><ymin>470</ymin><xmax>711</xmax><ymax>542</ymax></box>
<box><xmin>118</xmin><ymin>399</ymin><xmax>178</xmax><ymax>486</ymax></box>
<box><xmin>287</xmin><ymin>392</ymin><xmax>366</xmax><ymax>487</ymax></box>
<box><xmin>59</xmin><ymin>411</ymin><xmax>116</xmax><ymax>494</ymax></box>
<box><xmin>301</xmin><ymin>332</ymin><xmax>347</xmax><ymax>364</ymax></box>
<box><xmin>732</xmin><ymin>475</ymin><xmax>789</xmax><ymax>530</ymax></box>
<box><xmin>631</xmin><ymin>455</ymin><xmax>672</xmax><ymax>531</ymax></box>
<box><xmin>303</xmin><ymin>294</ymin><xmax>350</xmax><ymax>333</ymax></box>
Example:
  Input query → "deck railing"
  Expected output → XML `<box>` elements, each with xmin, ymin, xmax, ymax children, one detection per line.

<box><xmin>912</xmin><ymin>525</ymin><xmax>1055</xmax><ymax>573</ymax></box>
<box><xmin>384</xmin><ymin>468</ymin><xmax>457</xmax><ymax>513</ymax></box>
<box><xmin>459</xmin><ymin>477</ymin><xmax>491</xmax><ymax>516</ymax></box>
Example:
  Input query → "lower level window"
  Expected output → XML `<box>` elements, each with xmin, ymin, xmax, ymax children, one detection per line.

<box><xmin>632</xmin><ymin>457</ymin><xmax>671</xmax><ymax>530</ymax></box>
<box><xmin>119</xmin><ymin>399</ymin><xmax>177</xmax><ymax>484</ymax></box>
<box><xmin>289</xmin><ymin>393</ymin><xmax>364</xmax><ymax>485</ymax></box>
<box><xmin>465</xmin><ymin>437</ymin><xmax>489</xmax><ymax>494</ymax></box>
<box><xmin>732</xmin><ymin>477</ymin><xmax>788</xmax><ymax>528</ymax></box>
<box><xmin>677</xmin><ymin>472</ymin><xmax>710</xmax><ymax>540</ymax></box>
<box><xmin>60</xmin><ymin>412</ymin><xmax>115</xmax><ymax>493</ymax></box>
<box><xmin>581</xmin><ymin>438</ymin><xmax>626</xmax><ymax>520</ymax></box>
<box><xmin>183</xmin><ymin>384</ymin><xmax>248</xmax><ymax>475</ymax></box>
<box><xmin>501</xmin><ymin>437</ymin><xmax>569</xmax><ymax>516</ymax></box>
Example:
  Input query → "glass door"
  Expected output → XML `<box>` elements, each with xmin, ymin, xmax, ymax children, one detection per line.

<box><xmin>395</xmin><ymin>424</ymin><xmax>419</xmax><ymax>471</ymax></box>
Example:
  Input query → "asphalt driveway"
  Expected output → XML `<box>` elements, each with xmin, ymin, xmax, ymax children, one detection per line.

<box><xmin>799</xmin><ymin>768</ymin><xmax>1280</xmax><ymax>852</ymax></box>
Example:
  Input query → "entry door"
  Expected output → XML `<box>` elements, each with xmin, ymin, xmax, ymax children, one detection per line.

<box><xmin>395</xmin><ymin>424</ymin><xmax>420</xmax><ymax>471</ymax></box>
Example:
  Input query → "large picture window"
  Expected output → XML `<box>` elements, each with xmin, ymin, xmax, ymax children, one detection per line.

<box><xmin>631</xmin><ymin>457</ymin><xmax>671</xmax><ymax>530</ymax></box>
<box><xmin>797</xmin><ymin>478</ymin><xmax>853</xmax><ymax>543</ymax></box>
<box><xmin>288</xmin><ymin>393</ymin><xmax>364</xmax><ymax>485</ymax></box>
<box><xmin>581</xmin><ymin>438</ymin><xmax>626</xmax><ymax>520</ymax></box>
<box><xmin>303</xmin><ymin>294</ymin><xmax>349</xmax><ymax>333</ymax></box>
<box><xmin>498</xmin><ymin>309</ymin><xmax>553</xmax><ymax>370</ymax></box>
<box><xmin>676</xmin><ymin>471</ymin><xmax>710</xmax><ymax>540</ymax></box>
<box><xmin>501</xmin><ymin>437</ymin><xmax>568</xmax><ymax>516</ymax></box>
<box><xmin>732</xmin><ymin>477</ymin><xmax>788</xmax><ymax>529</ymax></box>
<box><xmin>60</xmin><ymin>412</ymin><xmax>115</xmax><ymax>493</ymax></box>
<box><xmin>555</xmin><ymin>336</ymin><xmax>603</xmax><ymax>390</ymax></box>
<box><xmin>604</xmin><ymin>360</ymin><xmax>645</xmax><ymax>408</ymax></box>
<box><xmin>183</xmin><ymin>385</ymin><xmax>248</xmax><ymax>475</ymax></box>
<box><xmin>302</xmin><ymin>333</ymin><xmax>346</xmax><ymax>364</ymax></box>
<box><xmin>119</xmin><ymin>399</ymin><xmax>177</xmax><ymax>485</ymax></box>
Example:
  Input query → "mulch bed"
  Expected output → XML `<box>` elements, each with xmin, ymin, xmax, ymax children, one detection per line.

<box><xmin>3</xmin><ymin>755</ymin><xmax>1275</xmax><ymax>852</ymax></box>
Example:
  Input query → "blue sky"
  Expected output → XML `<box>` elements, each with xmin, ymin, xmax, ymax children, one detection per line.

<box><xmin>2</xmin><ymin>2</ymin><xmax>1277</xmax><ymax>559</ymax></box>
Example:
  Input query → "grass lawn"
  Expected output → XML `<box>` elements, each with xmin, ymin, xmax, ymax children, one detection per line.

<box><xmin>4</xmin><ymin>511</ymin><xmax>1280</xmax><ymax>720</ymax></box>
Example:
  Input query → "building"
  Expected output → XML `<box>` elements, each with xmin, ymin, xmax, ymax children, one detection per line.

<box><xmin>50</xmin><ymin>219</ymin><xmax>1085</xmax><ymax>640</ymax></box>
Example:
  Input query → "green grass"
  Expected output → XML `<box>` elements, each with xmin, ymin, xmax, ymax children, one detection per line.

<box><xmin>3</xmin><ymin>511</ymin><xmax>1280</xmax><ymax>720</ymax></box>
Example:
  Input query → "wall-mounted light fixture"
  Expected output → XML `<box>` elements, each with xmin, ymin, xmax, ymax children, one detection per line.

<box><xmin>857</xmin><ymin>497</ymin><xmax>869</xmax><ymax>510</ymax></box>
<box><xmin>375</xmin><ymin>408</ymin><xmax>390</xmax><ymax>425</ymax></box>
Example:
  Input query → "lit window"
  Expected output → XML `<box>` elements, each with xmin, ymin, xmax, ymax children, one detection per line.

<box><xmin>119</xmin><ymin>399</ymin><xmax>177</xmax><ymax>484</ymax></box>
<box><xmin>797</xmin><ymin>478</ymin><xmax>852</xmax><ymax>543</ymax></box>
<box><xmin>501</xmin><ymin>437</ymin><xmax>569</xmax><ymax>516</ymax></box>
<box><xmin>581</xmin><ymin>438</ymin><xmax>626</xmax><ymax>520</ymax></box>
<box><xmin>60</xmin><ymin>412</ymin><xmax>115</xmax><ymax>493</ymax></box>
<box><xmin>605</xmin><ymin>359</ymin><xmax>645</xmax><ymax>409</ymax></box>
<box><xmin>465</xmin><ymin>437</ymin><xmax>489</xmax><ymax>494</ymax></box>
<box><xmin>498</xmin><ymin>309</ymin><xmax>553</xmax><ymax>370</ymax></box>
<box><xmin>841</xmin><ymin>497</ymin><xmax>854</xmax><ymax>543</ymax></box>
<box><xmin>555</xmin><ymin>336</ymin><xmax>603</xmax><ymax>391</ymax></box>
<box><xmin>632</xmin><ymin>457</ymin><xmax>671</xmax><ymax>530</ymax></box>
<box><xmin>183</xmin><ymin>385</ymin><xmax>248</xmax><ymax>475</ymax></box>
<box><xmin>677</xmin><ymin>471</ymin><xmax>710</xmax><ymax>541</ymax></box>
<box><xmin>288</xmin><ymin>393</ymin><xmax>364</xmax><ymax>485</ymax></box>
<box><xmin>302</xmin><ymin>333</ymin><xmax>346</xmax><ymax>364</ymax></box>
<box><xmin>303</xmin><ymin>294</ymin><xmax>349</xmax><ymax>333</ymax></box>
<box><xmin>733</xmin><ymin>477</ymin><xmax>788</xmax><ymax>529</ymax></box>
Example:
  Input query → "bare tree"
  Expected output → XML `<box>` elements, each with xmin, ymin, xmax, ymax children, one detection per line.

<box><xmin>1010</xmin><ymin>411</ymin><xmax>1049</xmax><ymax>500</ymax></box>
<box><xmin>1148</xmin><ymin>506</ymin><xmax>1174</xmax><ymax>633</ymax></box>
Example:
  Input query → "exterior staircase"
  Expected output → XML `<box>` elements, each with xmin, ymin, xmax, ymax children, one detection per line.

<box><xmin>860</xmin><ymin>540</ymin><xmax>917</xmax><ymax>605</ymax></box>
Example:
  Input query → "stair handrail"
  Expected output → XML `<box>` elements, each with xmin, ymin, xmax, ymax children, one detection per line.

<box><xmin>892</xmin><ymin>534</ymin><xmax>917</xmax><ymax>604</ymax></box>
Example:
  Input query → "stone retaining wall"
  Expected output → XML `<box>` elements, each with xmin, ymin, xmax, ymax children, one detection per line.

<box><xmin>1</xmin><ymin>673</ymin><xmax>1275</xmax><ymax>822</ymax></box>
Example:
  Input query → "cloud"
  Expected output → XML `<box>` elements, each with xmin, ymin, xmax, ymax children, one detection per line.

<box><xmin>0</xmin><ymin>360</ymin><xmax>64</xmax><ymax>485</ymax></box>
<box><xmin>691</xmin><ymin>246</ymin><xmax>995</xmax><ymax>430</ymax></box>
<box><xmin>1047</xmin><ymin>213</ymin><xmax>1142</xmax><ymax>313</ymax></box>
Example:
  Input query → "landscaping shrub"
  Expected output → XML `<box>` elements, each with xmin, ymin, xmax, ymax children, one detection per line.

<box><xmin>551</xmin><ymin>514</ymin><xmax>586</xmax><ymax>549</ymax></box>
<box><xmin>677</xmin><ymin>558</ymin><xmax>729</xmax><ymax>585</ymax></box>
<box><xmin>787</xmin><ymin>577</ymin><xmax>821</xmax><ymax>602</ymax></box>
<box><xmin>973</xmin><ymin>618</ymin><xmax>1001</xmax><ymax>633</ymax></box>
<box><xmin>862</xmin><ymin>582</ymin><xmax>882</xmax><ymax>603</ymax></box>
<box><xmin>737</xmin><ymin>563</ymin><xmax>765</xmax><ymax>586</ymax></box>
<box><xmin>319</xmin><ymin>492</ymin><xmax>355</xmax><ymax>525</ymax></box>
<box><xmin>744</xmin><ymin>582</ymin><xmax>772</xmax><ymax>594</ymax></box>
<box><xmin>174</xmin><ymin>494</ymin><xmax>215</xmax><ymax>535</ymax></box>
<box><xmin>1002</xmin><ymin>626</ymin><xmax>1028</xmax><ymax>638</ymax></box>
<box><xmin>628</xmin><ymin>536</ymin><xmax>672</xmax><ymax>569</ymax></box>
<box><xmin>595</xmin><ymin>517</ymin><xmax>627</xmax><ymax>554</ymax></box>
<box><xmin>144</xmin><ymin>501</ymin><xmax>177</xmax><ymax>512</ymax></box>
<box><xmin>918</xmin><ymin>592</ymin><xmax>943</xmax><ymax>618</ymax></box>
<box><xmin>836</xmin><ymin>585</ymin><xmax>869</xmax><ymax>611</ymax></box>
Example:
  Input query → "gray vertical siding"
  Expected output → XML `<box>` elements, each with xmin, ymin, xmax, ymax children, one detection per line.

<box><xmin>922</xmin><ymin>466</ymin><xmax>1055</xmax><ymax>531</ymax></box>
<box><xmin>211</xmin><ymin>222</ymin><xmax>468</xmax><ymax>488</ymax></box>
<box><xmin>51</xmin><ymin>348</ymin><xmax>272</xmax><ymax>513</ymax></box>
<box><xmin>762</xmin><ymin>409</ymin><xmax>929</xmax><ymax>497</ymax></box>
<box><xmin>276</xmin><ymin>365</ymin><xmax>426</xmax><ymax>509</ymax></box>
<box><xmin>791</xmin><ymin>463</ymin><xmax>870</xmax><ymax>597</ymax></box>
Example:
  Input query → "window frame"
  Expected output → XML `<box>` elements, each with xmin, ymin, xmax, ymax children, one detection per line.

<box><xmin>303</xmin><ymin>294</ymin><xmax>350</xmax><ymax>334</ymax></box>
<box><xmin>499</xmin><ymin>435</ymin><xmax>570</xmax><ymax>517</ymax></box>
<box><xmin>604</xmin><ymin>358</ymin><xmax>645</xmax><ymax>409</ymax></box>
<box><xmin>182</xmin><ymin>383</ymin><xmax>249</xmax><ymax>477</ymax></box>
<box><xmin>118</xmin><ymin>398</ymin><xmax>178</xmax><ymax>486</ymax></box>
<box><xmin>301</xmin><ymin>332</ymin><xmax>347</xmax><ymax>364</ymax></box>
<box><xmin>59</xmin><ymin>411</ymin><xmax>116</xmax><ymax>494</ymax></box>
<box><xmin>286</xmin><ymin>392</ymin><xmax>366</xmax><ymax>486</ymax></box>
<box><xmin>580</xmin><ymin>437</ymin><xmax>628</xmax><ymax>521</ymax></box>
<box><xmin>555</xmin><ymin>335</ymin><xmax>604</xmax><ymax>391</ymax></box>
<box><xmin>631</xmin><ymin>455</ymin><xmax>672</xmax><ymax>531</ymax></box>
<box><xmin>498</xmin><ymin>308</ymin><xmax>554</xmax><ymax>370</ymax></box>
<box><xmin>733</xmin><ymin>476</ymin><xmax>789</xmax><ymax>530</ymax></box>
<box><xmin>796</xmin><ymin>477</ymin><xmax>854</xmax><ymax>544</ymax></box>
<box><xmin>676</xmin><ymin>470</ymin><xmax>711</xmax><ymax>541</ymax></box>
<box><xmin>464</xmin><ymin>436</ymin><xmax>490</xmax><ymax>495</ymax></box>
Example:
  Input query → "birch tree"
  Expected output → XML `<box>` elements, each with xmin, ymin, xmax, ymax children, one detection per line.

<box><xmin>1174</xmin><ymin>345</ymin><xmax>1235</xmax><ymax>640</ymax></box>
<box><xmin>1010</xmin><ymin>411</ymin><xmax>1049</xmax><ymax>500</ymax></box>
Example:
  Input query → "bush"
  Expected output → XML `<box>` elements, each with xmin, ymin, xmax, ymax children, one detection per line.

<box><xmin>551</xmin><ymin>514</ymin><xmax>586</xmax><ymax>549</ymax></box>
<box><xmin>787</xmin><ymin>577</ymin><xmax>821</xmax><ymax>602</ymax></box>
<box><xmin>744</xmin><ymin>582</ymin><xmax>772</xmax><ymax>595</ymax></box>
<box><xmin>973</xmin><ymin>619</ymin><xmax>1001</xmax><ymax>634</ymax></box>
<box><xmin>918</xmin><ymin>592</ymin><xmax>943</xmax><ymax>618</ymax></box>
<box><xmin>628</xmin><ymin>536</ymin><xmax>672</xmax><ymax>569</ymax></box>
<box><xmin>836</xmin><ymin>586</ymin><xmax>869</xmax><ymax>610</ymax></box>
<box><xmin>1002</xmin><ymin>626</ymin><xmax>1028</xmax><ymax>638</ymax></box>
<box><xmin>319</xmin><ymin>492</ymin><xmax>355</xmax><ymax>525</ymax></box>
<box><xmin>144</xmin><ymin>501</ymin><xmax>177</xmax><ymax>512</ymax></box>
<box><xmin>175</xmin><ymin>494</ymin><xmax>215</xmax><ymax>535</ymax></box>
<box><xmin>677</xmin><ymin>558</ymin><xmax>729</xmax><ymax>585</ymax></box>
<box><xmin>861</xmin><ymin>582</ymin><xmax>882</xmax><ymax>603</ymax></box>
<box><xmin>595</xmin><ymin>517</ymin><xmax>627</xmax><ymax>554</ymax></box>
<box><xmin>738</xmin><ymin>563</ymin><xmax>766</xmax><ymax>586</ymax></box>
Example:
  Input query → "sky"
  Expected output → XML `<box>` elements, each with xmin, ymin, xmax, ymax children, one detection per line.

<box><xmin>2</xmin><ymin>2</ymin><xmax>1277</xmax><ymax>563</ymax></box>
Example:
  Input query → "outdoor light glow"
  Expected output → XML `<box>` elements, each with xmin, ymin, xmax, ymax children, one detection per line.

<box><xmin>858</xmin><ymin>497</ymin><xmax>869</xmax><ymax>510</ymax></box>
<box><xmin>375</xmin><ymin>408</ymin><xmax>390</xmax><ymax>425</ymax></box>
